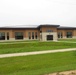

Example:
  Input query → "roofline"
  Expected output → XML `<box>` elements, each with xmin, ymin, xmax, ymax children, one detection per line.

<box><xmin>0</xmin><ymin>27</ymin><xmax>38</xmax><ymax>30</ymax></box>
<box><xmin>57</xmin><ymin>27</ymin><xmax>76</xmax><ymax>30</ymax></box>
<box><xmin>0</xmin><ymin>24</ymin><xmax>60</xmax><ymax>29</ymax></box>
<box><xmin>37</xmin><ymin>24</ymin><xmax>60</xmax><ymax>28</ymax></box>
<box><xmin>0</xmin><ymin>25</ymin><xmax>76</xmax><ymax>29</ymax></box>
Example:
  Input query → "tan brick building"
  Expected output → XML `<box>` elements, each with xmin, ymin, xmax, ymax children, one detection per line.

<box><xmin>0</xmin><ymin>24</ymin><xmax>76</xmax><ymax>41</ymax></box>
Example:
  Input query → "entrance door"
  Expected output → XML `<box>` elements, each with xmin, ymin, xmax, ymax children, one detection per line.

<box><xmin>47</xmin><ymin>35</ymin><xmax>53</xmax><ymax>40</ymax></box>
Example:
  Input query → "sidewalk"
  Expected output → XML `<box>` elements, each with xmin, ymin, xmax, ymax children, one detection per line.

<box><xmin>57</xmin><ymin>41</ymin><xmax>76</xmax><ymax>43</ymax></box>
<box><xmin>0</xmin><ymin>48</ymin><xmax>76</xmax><ymax>58</ymax></box>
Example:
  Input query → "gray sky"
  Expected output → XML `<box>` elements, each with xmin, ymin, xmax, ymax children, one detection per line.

<box><xmin>0</xmin><ymin>0</ymin><xmax>76</xmax><ymax>27</ymax></box>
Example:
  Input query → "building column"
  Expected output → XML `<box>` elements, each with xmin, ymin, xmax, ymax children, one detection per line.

<box><xmin>73</xmin><ymin>30</ymin><xmax>76</xmax><ymax>39</ymax></box>
<box><xmin>9</xmin><ymin>30</ymin><xmax>15</xmax><ymax>40</ymax></box>
<box><xmin>5</xmin><ymin>32</ymin><xmax>7</xmax><ymax>40</ymax></box>
<box><xmin>62</xmin><ymin>31</ymin><xmax>67</xmax><ymax>39</ymax></box>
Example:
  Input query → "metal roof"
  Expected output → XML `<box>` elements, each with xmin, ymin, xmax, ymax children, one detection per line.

<box><xmin>0</xmin><ymin>24</ymin><xmax>60</xmax><ymax>29</ymax></box>
<box><xmin>0</xmin><ymin>25</ymin><xmax>76</xmax><ymax>29</ymax></box>
<box><xmin>38</xmin><ymin>24</ymin><xmax>60</xmax><ymax>28</ymax></box>
<box><xmin>57</xmin><ymin>26</ymin><xmax>76</xmax><ymax>30</ymax></box>
<box><xmin>0</xmin><ymin>25</ymin><xmax>38</xmax><ymax>28</ymax></box>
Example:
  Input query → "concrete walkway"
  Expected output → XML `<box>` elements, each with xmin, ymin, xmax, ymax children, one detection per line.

<box><xmin>0</xmin><ymin>48</ymin><xmax>76</xmax><ymax>58</ymax></box>
<box><xmin>57</xmin><ymin>41</ymin><xmax>76</xmax><ymax>43</ymax></box>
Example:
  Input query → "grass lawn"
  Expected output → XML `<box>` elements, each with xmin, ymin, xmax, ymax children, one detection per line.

<box><xmin>0</xmin><ymin>42</ymin><xmax>76</xmax><ymax>54</ymax></box>
<box><xmin>58</xmin><ymin>39</ymin><xmax>76</xmax><ymax>42</ymax></box>
<box><xmin>0</xmin><ymin>51</ymin><xmax>76</xmax><ymax>75</ymax></box>
<box><xmin>0</xmin><ymin>40</ymin><xmax>39</xmax><ymax>43</ymax></box>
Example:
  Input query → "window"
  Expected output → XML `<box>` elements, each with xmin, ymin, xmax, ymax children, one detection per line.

<box><xmin>15</xmin><ymin>32</ymin><xmax>23</xmax><ymax>40</ymax></box>
<box><xmin>28</xmin><ymin>32</ymin><xmax>31</xmax><ymax>39</ymax></box>
<box><xmin>7</xmin><ymin>32</ymin><xmax>9</xmax><ymax>40</ymax></box>
<box><xmin>66</xmin><ymin>32</ymin><xmax>72</xmax><ymax>38</ymax></box>
<box><xmin>58</xmin><ymin>32</ymin><xmax>60</xmax><ymax>38</ymax></box>
<box><xmin>46</xmin><ymin>30</ymin><xmax>53</xmax><ymax>32</ymax></box>
<box><xmin>32</xmin><ymin>32</ymin><xmax>34</xmax><ymax>39</ymax></box>
<box><xmin>0</xmin><ymin>32</ymin><xmax>5</xmax><ymax>40</ymax></box>
<box><xmin>35</xmin><ymin>32</ymin><xmax>38</xmax><ymax>39</ymax></box>
<box><xmin>58</xmin><ymin>32</ymin><xmax>63</xmax><ymax>38</ymax></box>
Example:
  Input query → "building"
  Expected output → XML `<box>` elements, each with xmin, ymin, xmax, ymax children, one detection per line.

<box><xmin>0</xmin><ymin>24</ymin><xmax>76</xmax><ymax>41</ymax></box>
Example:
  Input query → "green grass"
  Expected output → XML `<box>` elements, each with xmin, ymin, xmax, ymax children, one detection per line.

<box><xmin>0</xmin><ymin>42</ymin><xmax>76</xmax><ymax>54</ymax></box>
<box><xmin>0</xmin><ymin>40</ymin><xmax>39</xmax><ymax>43</ymax></box>
<box><xmin>0</xmin><ymin>51</ymin><xmax>76</xmax><ymax>75</ymax></box>
<box><xmin>59</xmin><ymin>39</ymin><xmax>76</xmax><ymax>42</ymax></box>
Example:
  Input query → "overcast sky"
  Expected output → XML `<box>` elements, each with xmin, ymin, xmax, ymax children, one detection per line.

<box><xmin>0</xmin><ymin>0</ymin><xmax>76</xmax><ymax>27</ymax></box>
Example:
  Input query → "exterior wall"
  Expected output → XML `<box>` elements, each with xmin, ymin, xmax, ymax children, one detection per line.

<box><xmin>40</xmin><ymin>26</ymin><xmax>57</xmax><ymax>32</ymax></box>
<box><xmin>40</xmin><ymin>26</ymin><xmax>58</xmax><ymax>41</ymax></box>
<box><xmin>0</xmin><ymin>25</ymin><xmax>76</xmax><ymax>41</ymax></box>
<box><xmin>0</xmin><ymin>29</ymin><xmax>40</xmax><ymax>41</ymax></box>
<box><xmin>12</xmin><ymin>30</ymin><xmax>26</xmax><ymax>40</ymax></box>
<box><xmin>40</xmin><ymin>32</ymin><xmax>57</xmax><ymax>41</ymax></box>
<box><xmin>25</xmin><ymin>29</ymin><xmax>40</xmax><ymax>40</ymax></box>
<box><xmin>57</xmin><ymin>30</ymin><xmax>66</xmax><ymax>38</ymax></box>
<box><xmin>0</xmin><ymin>30</ymin><xmax>14</xmax><ymax>40</ymax></box>
<box><xmin>73</xmin><ymin>30</ymin><xmax>76</xmax><ymax>38</ymax></box>
<box><xmin>57</xmin><ymin>29</ymin><xmax>76</xmax><ymax>39</ymax></box>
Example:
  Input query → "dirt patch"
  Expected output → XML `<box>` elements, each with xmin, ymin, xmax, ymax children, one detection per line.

<box><xmin>44</xmin><ymin>70</ymin><xmax>76</xmax><ymax>75</ymax></box>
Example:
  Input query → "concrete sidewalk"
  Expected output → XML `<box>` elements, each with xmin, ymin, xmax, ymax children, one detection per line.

<box><xmin>57</xmin><ymin>41</ymin><xmax>76</xmax><ymax>43</ymax></box>
<box><xmin>0</xmin><ymin>48</ymin><xmax>76</xmax><ymax>58</ymax></box>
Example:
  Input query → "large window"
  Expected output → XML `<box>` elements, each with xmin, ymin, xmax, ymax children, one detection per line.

<box><xmin>32</xmin><ymin>32</ymin><xmax>34</xmax><ymax>39</ymax></box>
<box><xmin>28</xmin><ymin>32</ymin><xmax>31</xmax><ymax>39</ymax></box>
<box><xmin>66</xmin><ymin>32</ymin><xmax>72</xmax><ymax>38</ymax></box>
<box><xmin>15</xmin><ymin>32</ymin><xmax>23</xmax><ymax>40</ymax></box>
<box><xmin>0</xmin><ymin>32</ymin><xmax>5</xmax><ymax>40</ymax></box>
<box><xmin>58</xmin><ymin>32</ymin><xmax>63</xmax><ymax>38</ymax></box>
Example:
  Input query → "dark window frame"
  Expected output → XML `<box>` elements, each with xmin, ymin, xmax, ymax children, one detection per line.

<box><xmin>7</xmin><ymin>32</ymin><xmax>9</xmax><ymax>40</ymax></box>
<box><xmin>66</xmin><ymin>32</ymin><xmax>72</xmax><ymax>38</ymax></box>
<box><xmin>0</xmin><ymin>32</ymin><xmax>5</xmax><ymax>40</ymax></box>
<box><xmin>15</xmin><ymin>32</ymin><xmax>23</xmax><ymax>40</ymax></box>
<box><xmin>28</xmin><ymin>32</ymin><xmax>31</xmax><ymax>39</ymax></box>
<box><xmin>35</xmin><ymin>32</ymin><xmax>38</xmax><ymax>39</ymax></box>
<box><xmin>32</xmin><ymin>32</ymin><xmax>34</xmax><ymax>39</ymax></box>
